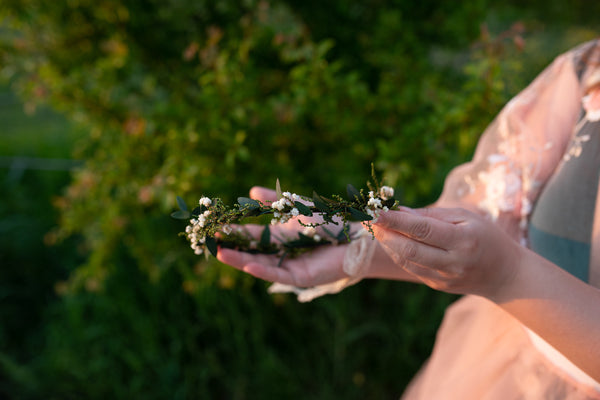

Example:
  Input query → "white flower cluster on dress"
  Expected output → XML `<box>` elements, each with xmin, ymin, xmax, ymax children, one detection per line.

<box><xmin>270</xmin><ymin>191</ymin><xmax>302</xmax><ymax>225</ymax></box>
<box><xmin>365</xmin><ymin>186</ymin><xmax>394</xmax><ymax>220</ymax></box>
<box><xmin>185</xmin><ymin>196</ymin><xmax>213</xmax><ymax>255</ymax></box>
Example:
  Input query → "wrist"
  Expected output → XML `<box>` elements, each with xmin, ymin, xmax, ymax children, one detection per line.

<box><xmin>483</xmin><ymin>244</ymin><xmax>541</xmax><ymax>305</ymax></box>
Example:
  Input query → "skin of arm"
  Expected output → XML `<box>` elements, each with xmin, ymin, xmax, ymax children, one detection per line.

<box><xmin>218</xmin><ymin>186</ymin><xmax>600</xmax><ymax>379</ymax></box>
<box><xmin>371</xmin><ymin>206</ymin><xmax>600</xmax><ymax>382</ymax></box>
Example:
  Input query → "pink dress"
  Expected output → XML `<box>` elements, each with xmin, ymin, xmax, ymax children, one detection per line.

<box><xmin>402</xmin><ymin>39</ymin><xmax>600</xmax><ymax>399</ymax></box>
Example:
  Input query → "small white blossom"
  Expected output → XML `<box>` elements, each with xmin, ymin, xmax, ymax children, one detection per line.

<box><xmin>313</xmin><ymin>234</ymin><xmax>321</xmax><ymax>242</ymax></box>
<box><xmin>302</xmin><ymin>227</ymin><xmax>317</xmax><ymax>237</ymax></box>
<box><xmin>368</xmin><ymin>197</ymin><xmax>382</xmax><ymax>208</ymax></box>
<box><xmin>290</xmin><ymin>208</ymin><xmax>300</xmax><ymax>217</ymax></box>
<box><xmin>199</xmin><ymin>197</ymin><xmax>212</xmax><ymax>207</ymax></box>
<box><xmin>379</xmin><ymin>186</ymin><xmax>394</xmax><ymax>200</ymax></box>
<box><xmin>272</xmin><ymin>200</ymin><xmax>286</xmax><ymax>211</ymax></box>
<box><xmin>221</xmin><ymin>225</ymin><xmax>232</xmax><ymax>235</ymax></box>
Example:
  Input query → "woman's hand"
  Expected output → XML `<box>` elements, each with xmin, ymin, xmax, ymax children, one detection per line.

<box><xmin>217</xmin><ymin>186</ymin><xmax>351</xmax><ymax>287</ymax></box>
<box><xmin>372</xmin><ymin>207</ymin><xmax>522</xmax><ymax>298</ymax></box>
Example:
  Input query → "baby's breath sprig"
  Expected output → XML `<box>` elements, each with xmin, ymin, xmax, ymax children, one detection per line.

<box><xmin>172</xmin><ymin>174</ymin><xmax>397</xmax><ymax>263</ymax></box>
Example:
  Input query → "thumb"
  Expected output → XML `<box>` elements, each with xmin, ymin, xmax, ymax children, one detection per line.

<box><xmin>249</xmin><ymin>186</ymin><xmax>278</xmax><ymax>202</ymax></box>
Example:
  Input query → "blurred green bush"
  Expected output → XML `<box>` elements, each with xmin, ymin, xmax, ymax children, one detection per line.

<box><xmin>0</xmin><ymin>0</ymin><xmax>598</xmax><ymax>398</ymax></box>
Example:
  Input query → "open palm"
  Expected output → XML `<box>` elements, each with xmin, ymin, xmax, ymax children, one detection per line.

<box><xmin>217</xmin><ymin>186</ymin><xmax>353</xmax><ymax>287</ymax></box>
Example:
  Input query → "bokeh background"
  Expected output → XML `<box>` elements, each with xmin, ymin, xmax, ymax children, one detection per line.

<box><xmin>0</xmin><ymin>1</ymin><xmax>598</xmax><ymax>398</ymax></box>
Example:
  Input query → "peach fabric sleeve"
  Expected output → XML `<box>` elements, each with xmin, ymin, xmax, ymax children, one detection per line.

<box><xmin>437</xmin><ymin>49</ymin><xmax>583</xmax><ymax>245</ymax></box>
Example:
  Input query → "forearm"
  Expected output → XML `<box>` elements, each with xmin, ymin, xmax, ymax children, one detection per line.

<box><xmin>488</xmin><ymin>247</ymin><xmax>600</xmax><ymax>381</ymax></box>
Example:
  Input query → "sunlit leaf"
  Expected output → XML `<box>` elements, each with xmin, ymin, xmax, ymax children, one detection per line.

<box><xmin>276</xmin><ymin>178</ymin><xmax>282</xmax><ymax>199</ymax></box>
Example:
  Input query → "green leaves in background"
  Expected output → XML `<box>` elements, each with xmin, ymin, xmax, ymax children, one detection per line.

<box><xmin>1</xmin><ymin>0</ymin><xmax>598</xmax><ymax>399</ymax></box>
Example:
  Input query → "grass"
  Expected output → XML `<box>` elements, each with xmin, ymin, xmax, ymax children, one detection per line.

<box><xmin>0</xmin><ymin>85</ymin><xmax>84</xmax><ymax>398</ymax></box>
<box><xmin>0</xmin><ymin>88</ymin><xmax>83</xmax><ymax>158</ymax></box>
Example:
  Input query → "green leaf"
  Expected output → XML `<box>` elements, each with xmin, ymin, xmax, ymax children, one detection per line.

<box><xmin>171</xmin><ymin>210</ymin><xmax>191</xmax><ymax>220</ymax></box>
<box><xmin>383</xmin><ymin>198</ymin><xmax>396</xmax><ymax>208</ymax></box>
<box><xmin>260</xmin><ymin>225</ymin><xmax>271</xmax><ymax>247</ymax></box>
<box><xmin>322</xmin><ymin>226</ymin><xmax>337</xmax><ymax>239</ymax></box>
<box><xmin>243</xmin><ymin>208</ymin><xmax>263</xmax><ymax>217</ymax></box>
<box><xmin>237</xmin><ymin>197</ymin><xmax>260</xmax><ymax>209</ymax></box>
<box><xmin>276</xmin><ymin>178</ymin><xmax>282</xmax><ymax>200</ymax></box>
<box><xmin>336</xmin><ymin>225</ymin><xmax>350</xmax><ymax>242</ymax></box>
<box><xmin>312</xmin><ymin>191</ymin><xmax>330</xmax><ymax>213</ymax></box>
<box><xmin>205</xmin><ymin>236</ymin><xmax>218</xmax><ymax>257</ymax></box>
<box><xmin>294</xmin><ymin>201</ymin><xmax>313</xmax><ymax>216</ymax></box>
<box><xmin>348</xmin><ymin>207</ymin><xmax>373</xmax><ymax>221</ymax></box>
<box><xmin>176</xmin><ymin>196</ymin><xmax>188</xmax><ymax>212</ymax></box>
<box><xmin>346</xmin><ymin>184</ymin><xmax>360</xmax><ymax>201</ymax></box>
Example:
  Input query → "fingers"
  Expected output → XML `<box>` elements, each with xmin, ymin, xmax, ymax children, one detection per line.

<box><xmin>217</xmin><ymin>248</ymin><xmax>308</xmax><ymax>286</ymax></box>
<box><xmin>375</xmin><ymin>208</ymin><xmax>463</xmax><ymax>249</ymax></box>
<box><xmin>374</xmin><ymin>225</ymin><xmax>451</xmax><ymax>270</ymax></box>
<box><xmin>249</xmin><ymin>186</ymin><xmax>277</xmax><ymax>202</ymax></box>
<box><xmin>217</xmin><ymin>247</ymin><xmax>275</xmax><ymax>270</ymax></box>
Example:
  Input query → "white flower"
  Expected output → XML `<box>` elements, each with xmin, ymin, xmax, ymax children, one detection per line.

<box><xmin>302</xmin><ymin>227</ymin><xmax>317</xmax><ymax>237</ymax></box>
<box><xmin>221</xmin><ymin>225</ymin><xmax>232</xmax><ymax>235</ymax></box>
<box><xmin>290</xmin><ymin>208</ymin><xmax>300</xmax><ymax>217</ymax></box>
<box><xmin>379</xmin><ymin>186</ymin><xmax>394</xmax><ymax>200</ymax></box>
<box><xmin>313</xmin><ymin>234</ymin><xmax>321</xmax><ymax>242</ymax></box>
<box><xmin>368</xmin><ymin>197</ymin><xmax>382</xmax><ymax>208</ymax></box>
<box><xmin>199</xmin><ymin>197</ymin><xmax>212</xmax><ymax>207</ymax></box>
<box><xmin>272</xmin><ymin>200</ymin><xmax>286</xmax><ymax>211</ymax></box>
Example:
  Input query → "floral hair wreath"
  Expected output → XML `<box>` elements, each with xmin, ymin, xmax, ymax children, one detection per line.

<box><xmin>172</xmin><ymin>170</ymin><xmax>397</xmax><ymax>266</ymax></box>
